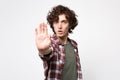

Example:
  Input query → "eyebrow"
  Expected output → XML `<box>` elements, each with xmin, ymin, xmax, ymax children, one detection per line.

<box><xmin>61</xmin><ymin>19</ymin><xmax>68</xmax><ymax>22</ymax></box>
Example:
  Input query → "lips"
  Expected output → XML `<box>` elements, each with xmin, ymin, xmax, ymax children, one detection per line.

<box><xmin>58</xmin><ymin>30</ymin><xmax>63</xmax><ymax>34</ymax></box>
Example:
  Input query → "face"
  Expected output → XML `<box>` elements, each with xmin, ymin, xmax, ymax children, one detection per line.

<box><xmin>53</xmin><ymin>14</ymin><xmax>69</xmax><ymax>38</ymax></box>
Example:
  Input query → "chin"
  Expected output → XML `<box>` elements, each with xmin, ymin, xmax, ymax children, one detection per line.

<box><xmin>56</xmin><ymin>34</ymin><xmax>64</xmax><ymax>38</ymax></box>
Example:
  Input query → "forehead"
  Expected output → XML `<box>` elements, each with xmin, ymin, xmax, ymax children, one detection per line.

<box><xmin>53</xmin><ymin>14</ymin><xmax>68</xmax><ymax>23</ymax></box>
<box><xmin>58</xmin><ymin>14</ymin><xmax>67</xmax><ymax>20</ymax></box>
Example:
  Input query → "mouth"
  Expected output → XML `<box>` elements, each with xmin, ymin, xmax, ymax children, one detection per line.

<box><xmin>58</xmin><ymin>30</ymin><xmax>63</xmax><ymax>34</ymax></box>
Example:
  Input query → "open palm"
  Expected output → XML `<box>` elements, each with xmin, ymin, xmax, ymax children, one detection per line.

<box><xmin>35</xmin><ymin>23</ymin><xmax>51</xmax><ymax>51</ymax></box>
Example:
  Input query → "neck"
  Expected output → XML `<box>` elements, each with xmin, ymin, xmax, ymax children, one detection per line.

<box><xmin>58</xmin><ymin>36</ymin><xmax>69</xmax><ymax>44</ymax></box>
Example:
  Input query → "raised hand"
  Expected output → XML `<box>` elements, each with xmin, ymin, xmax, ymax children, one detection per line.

<box><xmin>35</xmin><ymin>23</ymin><xmax>51</xmax><ymax>52</ymax></box>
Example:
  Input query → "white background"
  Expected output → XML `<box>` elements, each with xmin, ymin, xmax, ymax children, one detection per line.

<box><xmin>0</xmin><ymin>0</ymin><xmax>120</xmax><ymax>80</ymax></box>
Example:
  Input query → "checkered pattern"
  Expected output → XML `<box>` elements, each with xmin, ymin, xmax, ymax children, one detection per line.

<box><xmin>39</xmin><ymin>35</ymin><xmax>82</xmax><ymax>80</ymax></box>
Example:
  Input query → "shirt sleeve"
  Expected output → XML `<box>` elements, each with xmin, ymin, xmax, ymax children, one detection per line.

<box><xmin>38</xmin><ymin>46</ymin><xmax>54</xmax><ymax>61</ymax></box>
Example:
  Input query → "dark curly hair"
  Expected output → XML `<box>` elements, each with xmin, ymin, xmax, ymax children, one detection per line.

<box><xmin>47</xmin><ymin>5</ymin><xmax>78</xmax><ymax>33</ymax></box>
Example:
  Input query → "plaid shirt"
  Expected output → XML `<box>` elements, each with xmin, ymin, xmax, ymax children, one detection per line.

<box><xmin>39</xmin><ymin>35</ymin><xmax>82</xmax><ymax>80</ymax></box>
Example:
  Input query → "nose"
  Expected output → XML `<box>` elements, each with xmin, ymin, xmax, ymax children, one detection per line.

<box><xmin>58</xmin><ymin>23</ymin><xmax>62</xmax><ymax>29</ymax></box>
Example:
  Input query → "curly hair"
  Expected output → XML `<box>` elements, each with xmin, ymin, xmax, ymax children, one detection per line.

<box><xmin>47</xmin><ymin>5</ymin><xmax>78</xmax><ymax>33</ymax></box>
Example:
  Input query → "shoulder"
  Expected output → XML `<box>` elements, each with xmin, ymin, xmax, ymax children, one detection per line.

<box><xmin>50</xmin><ymin>34</ymin><xmax>61</xmax><ymax>46</ymax></box>
<box><xmin>71</xmin><ymin>39</ymin><xmax>77</xmax><ymax>45</ymax></box>
<box><xmin>69</xmin><ymin>38</ymin><xmax>78</xmax><ymax>48</ymax></box>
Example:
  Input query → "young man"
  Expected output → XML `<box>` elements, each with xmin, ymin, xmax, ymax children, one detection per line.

<box><xmin>35</xmin><ymin>5</ymin><xmax>82</xmax><ymax>80</ymax></box>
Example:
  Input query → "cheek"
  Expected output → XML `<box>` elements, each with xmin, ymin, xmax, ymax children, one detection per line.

<box><xmin>65</xmin><ymin>26</ymin><xmax>69</xmax><ymax>32</ymax></box>
<box><xmin>53</xmin><ymin>26</ymin><xmax>57</xmax><ymax>33</ymax></box>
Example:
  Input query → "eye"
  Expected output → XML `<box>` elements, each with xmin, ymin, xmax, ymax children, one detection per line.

<box><xmin>62</xmin><ymin>20</ymin><xmax>68</xmax><ymax>24</ymax></box>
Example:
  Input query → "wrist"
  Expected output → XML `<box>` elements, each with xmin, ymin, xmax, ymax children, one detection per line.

<box><xmin>39</xmin><ymin>46</ymin><xmax>52</xmax><ymax>55</ymax></box>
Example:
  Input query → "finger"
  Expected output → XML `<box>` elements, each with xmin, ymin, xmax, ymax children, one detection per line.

<box><xmin>36</xmin><ymin>24</ymin><xmax>41</xmax><ymax>34</ymax></box>
<box><xmin>42</xmin><ymin>23</ymin><xmax>46</xmax><ymax>33</ymax></box>
<box><xmin>43</xmin><ymin>23</ymin><xmax>48</xmax><ymax>35</ymax></box>
<box><xmin>48</xmin><ymin>34</ymin><xmax>51</xmax><ymax>39</ymax></box>
<box><xmin>34</xmin><ymin>28</ymin><xmax>38</xmax><ymax>39</ymax></box>
<box><xmin>39</xmin><ymin>23</ymin><xmax>42</xmax><ymax>33</ymax></box>
<box><xmin>50</xmin><ymin>34</ymin><xmax>53</xmax><ymax>38</ymax></box>
<box><xmin>35</xmin><ymin>28</ymin><xmax>38</xmax><ymax>36</ymax></box>
<box><xmin>41</xmin><ymin>23</ymin><xmax>45</xmax><ymax>33</ymax></box>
